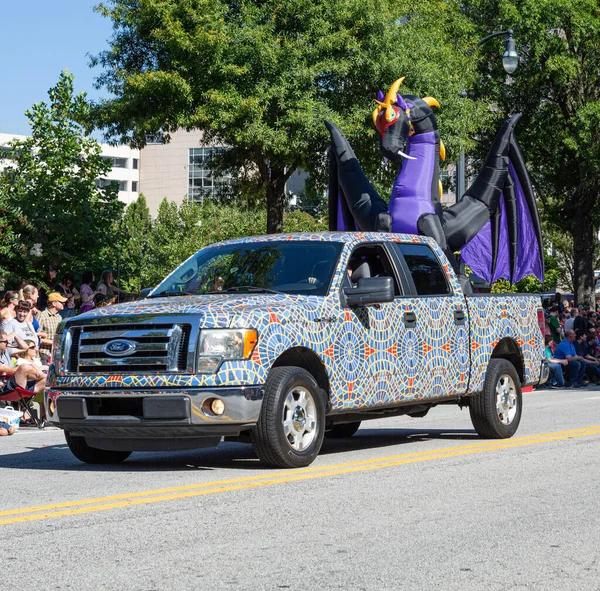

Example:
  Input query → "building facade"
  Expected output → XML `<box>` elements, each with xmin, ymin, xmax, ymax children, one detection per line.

<box><xmin>0</xmin><ymin>133</ymin><xmax>139</xmax><ymax>206</ymax></box>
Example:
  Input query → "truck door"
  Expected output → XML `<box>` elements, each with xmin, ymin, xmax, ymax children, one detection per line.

<box><xmin>389</xmin><ymin>242</ymin><xmax>470</xmax><ymax>399</ymax></box>
<box><xmin>330</xmin><ymin>243</ymin><xmax>408</xmax><ymax>411</ymax></box>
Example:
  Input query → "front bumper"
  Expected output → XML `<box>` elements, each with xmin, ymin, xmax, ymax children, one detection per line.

<box><xmin>45</xmin><ymin>386</ymin><xmax>264</xmax><ymax>445</ymax></box>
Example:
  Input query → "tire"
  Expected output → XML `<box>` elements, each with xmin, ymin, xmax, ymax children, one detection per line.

<box><xmin>325</xmin><ymin>421</ymin><xmax>361</xmax><ymax>438</ymax></box>
<box><xmin>65</xmin><ymin>432</ymin><xmax>132</xmax><ymax>464</ymax></box>
<box><xmin>251</xmin><ymin>366</ymin><xmax>326</xmax><ymax>468</ymax></box>
<box><xmin>469</xmin><ymin>358</ymin><xmax>522</xmax><ymax>439</ymax></box>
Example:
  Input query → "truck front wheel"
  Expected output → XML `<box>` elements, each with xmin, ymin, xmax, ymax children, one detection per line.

<box><xmin>469</xmin><ymin>358</ymin><xmax>522</xmax><ymax>438</ymax></box>
<box><xmin>251</xmin><ymin>366</ymin><xmax>326</xmax><ymax>468</ymax></box>
<box><xmin>65</xmin><ymin>432</ymin><xmax>132</xmax><ymax>464</ymax></box>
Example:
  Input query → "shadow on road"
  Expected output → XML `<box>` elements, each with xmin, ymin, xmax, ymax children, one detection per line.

<box><xmin>0</xmin><ymin>427</ymin><xmax>478</xmax><ymax>473</ymax></box>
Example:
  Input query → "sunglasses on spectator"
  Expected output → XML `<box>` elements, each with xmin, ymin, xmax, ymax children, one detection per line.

<box><xmin>28</xmin><ymin>344</ymin><xmax>38</xmax><ymax>349</ymax></box>
<box><xmin>0</xmin><ymin>339</ymin><xmax>8</xmax><ymax>344</ymax></box>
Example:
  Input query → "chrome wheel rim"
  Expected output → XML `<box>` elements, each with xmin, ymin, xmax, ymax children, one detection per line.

<box><xmin>496</xmin><ymin>374</ymin><xmax>518</xmax><ymax>425</ymax></box>
<box><xmin>283</xmin><ymin>386</ymin><xmax>317</xmax><ymax>451</ymax></box>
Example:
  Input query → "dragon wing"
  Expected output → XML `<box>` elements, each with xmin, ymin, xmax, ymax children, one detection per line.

<box><xmin>326</xmin><ymin>121</ymin><xmax>391</xmax><ymax>232</ymax></box>
<box><xmin>458</xmin><ymin>127</ymin><xmax>544</xmax><ymax>284</ymax></box>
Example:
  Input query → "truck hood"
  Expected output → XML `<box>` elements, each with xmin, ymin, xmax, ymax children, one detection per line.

<box><xmin>74</xmin><ymin>293</ymin><xmax>323</xmax><ymax>326</ymax></box>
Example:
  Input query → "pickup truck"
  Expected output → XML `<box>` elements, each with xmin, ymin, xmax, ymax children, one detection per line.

<box><xmin>46</xmin><ymin>232</ymin><xmax>548</xmax><ymax>468</ymax></box>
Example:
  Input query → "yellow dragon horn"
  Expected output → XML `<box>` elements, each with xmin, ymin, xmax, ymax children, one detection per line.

<box><xmin>384</xmin><ymin>77</ymin><xmax>405</xmax><ymax>106</ymax></box>
<box><xmin>422</xmin><ymin>96</ymin><xmax>440</xmax><ymax>108</ymax></box>
<box><xmin>372</xmin><ymin>106</ymin><xmax>382</xmax><ymax>127</ymax></box>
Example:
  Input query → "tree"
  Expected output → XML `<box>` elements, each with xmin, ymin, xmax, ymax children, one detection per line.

<box><xmin>92</xmin><ymin>0</ymin><xmax>489</xmax><ymax>233</ymax></box>
<box><xmin>0</xmin><ymin>193</ymin><xmax>29</xmax><ymax>288</ymax></box>
<box><xmin>118</xmin><ymin>194</ymin><xmax>153</xmax><ymax>292</ymax></box>
<box><xmin>0</xmin><ymin>71</ymin><xmax>124</xmax><ymax>281</ymax></box>
<box><xmin>463</xmin><ymin>0</ymin><xmax>600</xmax><ymax>306</ymax></box>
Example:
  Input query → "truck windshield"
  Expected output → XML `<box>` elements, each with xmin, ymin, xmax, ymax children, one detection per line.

<box><xmin>150</xmin><ymin>240</ymin><xmax>344</xmax><ymax>297</ymax></box>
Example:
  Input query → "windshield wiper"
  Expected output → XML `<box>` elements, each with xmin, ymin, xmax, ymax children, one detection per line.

<box><xmin>224</xmin><ymin>286</ymin><xmax>282</xmax><ymax>294</ymax></box>
<box><xmin>148</xmin><ymin>290</ymin><xmax>191</xmax><ymax>298</ymax></box>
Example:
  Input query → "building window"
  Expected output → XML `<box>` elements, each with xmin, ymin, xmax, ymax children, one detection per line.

<box><xmin>103</xmin><ymin>156</ymin><xmax>128</xmax><ymax>168</ymax></box>
<box><xmin>132</xmin><ymin>181</ymin><xmax>138</xmax><ymax>192</ymax></box>
<box><xmin>188</xmin><ymin>147</ymin><xmax>232</xmax><ymax>203</ymax></box>
<box><xmin>96</xmin><ymin>179</ymin><xmax>127</xmax><ymax>192</ymax></box>
<box><xmin>132</xmin><ymin>158</ymin><xmax>139</xmax><ymax>170</ymax></box>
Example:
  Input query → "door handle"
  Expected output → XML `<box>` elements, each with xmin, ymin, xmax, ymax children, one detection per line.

<box><xmin>454</xmin><ymin>310</ymin><xmax>466</xmax><ymax>325</ymax></box>
<box><xmin>403</xmin><ymin>311</ymin><xmax>417</xmax><ymax>328</ymax></box>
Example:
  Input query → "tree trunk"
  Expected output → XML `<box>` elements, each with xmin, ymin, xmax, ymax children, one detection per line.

<box><xmin>572</xmin><ymin>211</ymin><xmax>595</xmax><ymax>308</ymax></box>
<box><xmin>266</xmin><ymin>167</ymin><xmax>287</xmax><ymax>234</ymax></box>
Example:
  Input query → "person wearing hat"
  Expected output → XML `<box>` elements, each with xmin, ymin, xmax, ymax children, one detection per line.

<box><xmin>37</xmin><ymin>292</ymin><xmax>67</xmax><ymax>365</ymax></box>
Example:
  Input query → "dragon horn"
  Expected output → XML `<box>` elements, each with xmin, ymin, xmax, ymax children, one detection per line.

<box><xmin>384</xmin><ymin>77</ymin><xmax>405</xmax><ymax>106</ymax></box>
<box><xmin>372</xmin><ymin>106</ymin><xmax>383</xmax><ymax>127</ymax></box>
<box><xmin>383</xmin><ymin>77</ymin><xmax>405</xmax><ymax>121</ymax></box>
<box><xmin>422</xmin><ymin>96</ymin><xmax>440</xmax><ymax>108</ymax></box>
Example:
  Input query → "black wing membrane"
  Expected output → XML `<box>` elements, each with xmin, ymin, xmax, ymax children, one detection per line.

<box><xmin>326</xmin><ymin>121</ymin><xmax>391</xmax><ymax>232</ymax></box>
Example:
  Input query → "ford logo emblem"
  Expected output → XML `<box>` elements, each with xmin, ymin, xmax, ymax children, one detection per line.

<box><xmin>103</xmin><ymin>339</ymin><xmax>137</xmax><ymax>357</ymax></box>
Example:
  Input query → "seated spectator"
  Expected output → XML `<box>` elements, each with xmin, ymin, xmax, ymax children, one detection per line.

<box><xmin>0</xmin><ymin>330</ymin><xmax>46</xmax><ymax>397</ymax></box>
<box><xmin>15</xmin><ymin>340</ymin><xmax>48</xmax><ymax>372</ymax></box>
<box><xmin>37</xmin><ymin>292</ymin><xmax>67</xmax><ymax>365</ymax></box>
<box><xmin>544</xmin><ymin>335</ymin><xmax>567</xmax><ymax>388</ymax></box>
<box><xmin>0</xmin><ymin>291</ymin><xmax>18</xmax><ymax>330</ymax></box>
<box><xmin>553</xmin><ymin>329</ymin><xmax>586</xmax><ymax>388</ymax></box>
<box><xmin>97</xmin><ymin>270</ymin><xmax>130</xmax><ymax>303</ymax></box>
<box><xmin>2</xmin><ymin>301</ymin><xmax>38</xmax><ymax>356</ymax></box>
<box><xmin>79</xmin><ymin>270</ymin><xmax>98</xmax><ymax>314</ymax></box>
<box><xmin>55</xmin><ymin>273</ymin><xmax>80</xmax><ymax>319</ymax></box>
<box><xmin>574</xmin><ymin>329</ymin><xmax>600</xmax><ymax>382</ymax></box>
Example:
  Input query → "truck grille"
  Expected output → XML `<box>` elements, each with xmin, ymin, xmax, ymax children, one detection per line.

<box><xmin>71</xmin><ymin>323</ymin><xmax>191</xmax><ymax>373</ymax></box>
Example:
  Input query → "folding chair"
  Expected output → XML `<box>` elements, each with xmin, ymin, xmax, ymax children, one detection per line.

<box><xmin>0</xmin><ymin>385</ymin><xmax>46</xmax><ymax>429</ymax></box>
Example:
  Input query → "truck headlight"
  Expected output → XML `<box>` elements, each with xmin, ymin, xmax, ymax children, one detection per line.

<box><xmin>197</xmin><ymin>329</ymin><xmax>258</xmax><ymax>373</ymax></box>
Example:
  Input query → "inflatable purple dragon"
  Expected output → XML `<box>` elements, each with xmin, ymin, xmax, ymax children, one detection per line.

<box><xmin>326</xmin><ymin>77</ymin><xmax>544</xmax><ymax>286</ymax></box>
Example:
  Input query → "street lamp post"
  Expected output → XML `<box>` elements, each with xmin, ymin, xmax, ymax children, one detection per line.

<box><xmin>456</xmin><ymin>30</ymin><xmax>519</xmax><ymax>201</ymax></box>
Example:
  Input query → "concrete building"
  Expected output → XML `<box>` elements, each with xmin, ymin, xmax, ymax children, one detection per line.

<box><xmin>0</xmin><ymin>133</ymin><xmax>139</xmax><ymax>206</ymax></box>
<box><xmin>139</xmin><ymin>129</ymin><xmax>233</xmax><ymax>214</ymax></box>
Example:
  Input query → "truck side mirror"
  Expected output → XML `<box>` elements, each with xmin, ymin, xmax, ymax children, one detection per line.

<box><xmin>343</xmin><ymin>277</ymin><xmax>394</xmax><ymax>307</ymax></box>
<box><xmin>138</xmin><ymin>287</ymin><xmax>153</xmax><ymax>300</ymax></box>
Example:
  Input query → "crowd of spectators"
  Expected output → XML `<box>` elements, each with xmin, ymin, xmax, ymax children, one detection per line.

<box><xmin>542</xmin><ymin>293</ymin><xmax>600</xmax><ymax>389</ymax></box>
<box><xmin>0</xmin><ymin>267</ymin><xmax>133</xmax><ymax>435</ymax></box>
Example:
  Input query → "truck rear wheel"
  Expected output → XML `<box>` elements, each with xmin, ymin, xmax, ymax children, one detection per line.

<box><xmin>469</xmin><ymin>358</ymin><xmax>522</xmax><ymax>439</ymax></box>
<box><xmin>325</xmin><ymin>422</ymin><xmax>361</xmax><ymax>438</ymax></box>
<box><xmin>65</xmin><ymin>431</ymin><xmax>132</xmax><ymax>464</ymax></box>
<box><xmin>251</xmin><ymin>366</ymin><xmax>326</xmax><ymax>468</ymax></box>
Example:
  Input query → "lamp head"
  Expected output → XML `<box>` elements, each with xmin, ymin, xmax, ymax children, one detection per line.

<box><xmin>502</xmin><ymin>34</ymin><xmax>519</xmax><ymax>74</ymax></box>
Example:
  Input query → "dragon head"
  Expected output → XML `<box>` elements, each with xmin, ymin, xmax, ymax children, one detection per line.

<box><xmin>372</xmin><ymin>78</ymin><xmax>440</xmax><ymax>162</ymax></box>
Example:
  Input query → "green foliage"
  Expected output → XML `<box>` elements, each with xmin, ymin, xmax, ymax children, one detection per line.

<box><xmin>137</xmin><ymin>199</ymin><xmax>324</xmax><ymax>288</ymax></box>
<box><xmin>0</xmin><ymin>71</ymin><xmax>124</xmax><ymax>285</ymax></box>
<box><xmin>118</xmin><ymin>194</ymin><xmax>153</xmax><ymax>292</ymax></box>
<box><xmin>463</xmin><ymin>0</ymin><xmax>600</xmax><ymax>304</ymax></box>
<box><xmin>92</xmin><ymin>0</ymin><xmax>487</xmax><ymax>232</ymax></box>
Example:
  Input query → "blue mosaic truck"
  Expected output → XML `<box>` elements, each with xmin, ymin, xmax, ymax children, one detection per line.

<box><xmin>46</xmin><ymin>232</ymin><xmax>548</xmax><ymax>468</ymax></box>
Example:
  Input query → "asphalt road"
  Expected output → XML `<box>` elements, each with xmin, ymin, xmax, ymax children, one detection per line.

<box><xmin>1</xmin><ymin>388</ymin><xmax>599</xmax><ymax>591</ymax></box>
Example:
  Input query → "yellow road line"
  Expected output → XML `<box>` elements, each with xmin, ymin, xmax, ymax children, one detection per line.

<box><xmin>1</xmin><ymin>426</ymin><xmax>599</xmax><ymax>526</ymax></box>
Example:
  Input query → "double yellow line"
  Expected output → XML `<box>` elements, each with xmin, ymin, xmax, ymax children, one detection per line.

<box><xmin>2</xmin><ymin>426</ymin><xmax>599</xmax><ymax>526</ymax></box>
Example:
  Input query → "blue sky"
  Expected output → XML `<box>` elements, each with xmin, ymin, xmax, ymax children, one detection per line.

<box><xmin>1</xmin><ymin>1</ymin><xmax>112</xmax><ymax>135</ymax></box>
